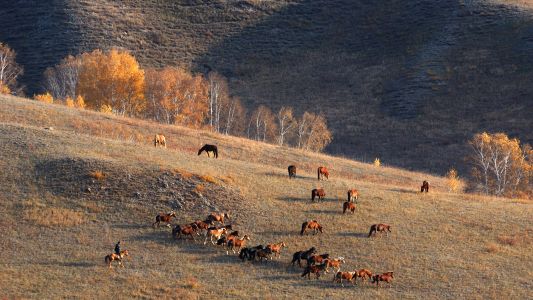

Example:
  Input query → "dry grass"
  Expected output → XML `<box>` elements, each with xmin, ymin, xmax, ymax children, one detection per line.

<box><xmin>199</xmin><ymin>174</ymin><xmax>218</xmax><ymax>184</ymax></box>
<box><xmin>89</xmin><ymin>170</ymin><xmax>106</xmax><ymax>180</ymax></box>
<box><xmin>24</xmin><ymin>206</ymin><xmax>85</xmax><ymax>227</ymax></box>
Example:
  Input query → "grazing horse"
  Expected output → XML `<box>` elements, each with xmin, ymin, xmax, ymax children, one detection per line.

<box><xmin>421</xmin><ymin>180</ymin><xmax>429</xmax><ymax>193</ymax></box>
<box><xmin>324</xmin><ymin>257</ymin><xmax>345</xmax><ymax>273</ymax></box>
<box><xmin>288</xmin><ymin>165</ymin><xmax>297</xmax><ymax>179</ymax></box>
<box><xmin>301</xmin><ymin>263</ymin><xmax>327</xmax><ymax>280</ymax></box>
<box><xmin>105</xmin><ymin>250</ymin><xmax>129</xmax><ymax>268</ymax></box>
<box><xmin>227</xmin><ymin>235</ymin><xmax>251</xmax><ymax>254</ymax></box>
<box><xmin>152</xmin><ymin>211</ymin><xmax>176</xmax><ymax>228</ymax></box>
<box><xmin>372</xmin><ymin>272</ymin><xmax>394</xmax><ymax>287</ymax></box>
<box><xmin>356</xmin><ymin>269</ymin><xmax>373</xmax><ymax>284</ymax></box>
<box><xmin>266</xmin><ymin>242</ymin><xmax>287</xmax><ymax>259</ymax></box>
<box><xmin>198</xmin><ymin>144</ymin><xmax>218</xmax><ymax>158</ymax></box>
<box><xmin>347</xmin><ymin>189</ymin><xmax>359</xmax><ymax>202</ymax></box>
<box><xmin>311</xmin><ymin>188</ymin><xmax>326</xmax><ymax>201</ymax></box>
<box><xmin>206</xmin><ymin>212</ymin><xmax>230</xmax><ymax>225</ymax></box>
<box><xmin>291</xmin><ymin>247</ymin><xmax>317</xmax><ymax>267</ymax></box>
<box><xmin>307</xmin><ymin>254</ymin><xmax>330</xmax><ymax>266</ymax></box>
<box><xmin>317</xmin><ymin>167</ymin><xmax>329</xmax><ymax>181</ymax></box>
<box><xmin>154</xmin><ymin>134</ymin><xmax>166</xmax><ymax>148</ymax></box>
<box><xmin>300</xmin><ymin>220</ymin><xmax>323</xmax><ymax>235</ymax></box>
<box><xmin>368</xmin><ymin>224</ymin><xmax>392</xmax><ymax>238</ymax></box>
<box><xmin>343</xmin><ymin>201</ymin><xmax>356</xmax><ymax>214</ymax></box>
<box><xmin>204</xmin><ymin>227</ymin><xmax>227</xmax><ymax>245</ymax></box>
<box><xmin>333</xmin><ymin>271</ymin><xmax>357</xmax><ymax>286</ymax></box>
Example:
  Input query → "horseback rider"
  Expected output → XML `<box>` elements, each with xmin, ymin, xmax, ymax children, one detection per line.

<box><xmin>114</xmin><ymin>241</ymin><xmax>121</xmax><ymax>256</ymax></box>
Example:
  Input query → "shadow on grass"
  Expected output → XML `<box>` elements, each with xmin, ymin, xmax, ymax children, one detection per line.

<box><xmin>307</xmin><ymin>209</ymin><xmax>341</xmax><ymax>215</ymax></box>
<box><xmin>262</xmin><ymin>172</ymin><xmax>315</xmax><ymax>181</ymax></box>
<box><xmin>113</xmin><ymin>223</ymin><xmax>147</xmax><ymax>229</ymax></box>
<box><xmin>276</xmin><ymin>196</ymin><xmax>308</xmax><ymax>203</ymax></box>
<box><xmin>387</xmin><ymin>188</ymin><xmax>419</xmax><ymax>194</ymax></box>
<box><xmin>335</xmin><ymin>232</ymin><xmax>368</xmax><ymax>239</ymax></box>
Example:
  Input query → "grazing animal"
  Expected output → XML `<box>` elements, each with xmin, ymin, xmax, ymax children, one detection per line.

<box><xmin>356</xmin><ymin>269</ymin><xmax>373</xmax><ymax>284</ymax></box>
<box><xmin>198</xmin><ymin>144</ymin><xmax>218</xmax><ymax>158</ymax></box>
<box><xmin>311</xmin><ymin>188</ymin><xmax>326</xmax><ymax>201</ymax></box>
<box><xmin>421</xmin><ymin>180</ymin><xmax>429</xmax><ymax>193</ymax></box>
<box><xmin>154</xmin><ymin>134</ymin><xmax>166</xmax><ymax>148</ymax></box>
<box><xmin>343</xmin><ymin>201</ymin><xmax>356</xmax><ymax>214</ymax></box>
<box><xmin>317</xmin><ymin>167</ymin><xmax>329</xmax><ymax>181</ymax></box>
<box><xmin>266</xmin><ymin>242</ymin><xmax>287</xmax><ymax>259</ymax></box>
<box><xmin>204</xmin><ymin>227</ymin><xmax>227</xmax><ymax>245</ymax></box>
<box><xmin>288</xmin><ymin>165</ymin><xmax>297</xmax><ymax>179</ymax></box>
<box><xmin>152</xmin><ymin>211</ymin><xmax>176</xmax><ymax>228</ymax></box>
<box><xmin>307</xmin><ymin>254</ymin><xmax>330</xmax><ymax>266</ymax></box>
<box><xmin>227</xmin><ymin>235</ymin><xmax>251</xmax><ymax>254</ymax></box>
<box><xmin>333</xmin><ymin>271</ymin><xmax>357</xmax><ymax>286</ymax></box>
<box><xmin>104</xmin><ymin>250</ymin><xmax>129</xmax><ymax>268</ymax></box>
<box><xmin>372</xmin><ymin>272</ymin><xmax>394</xmax><ymax>287</ymax></box>
<box><xmin>300</xmin><ymin>220</ymin><xmax>323</xmax><ymax>235</ymax></box>
<box><xmin>368</xmin><ymin>224</ymin><xmax>392</xmax><ymax>238</ymax></box>
<box><xmin>291</xmin><ymin>247</ymin><xmax>317</xmax><ymax>267</ymax></box>
<box><xmin>347</xmin><ymin>189</ymin><xmax>359</xmax><ymax>202</ymax></box>
<box><xmin>324</xmin><ymin>257</ymin><xmax>345</xmax><ymax>273</ymax></box>
<box><xmin>206</xmin><ymin>212</ymin><xmax>230</xmax><ymax>225</ymax></box>
<box><xmin>301</xmin><ymin>263</ymin><xmax>327</xmax><ymax>280</ymax></box>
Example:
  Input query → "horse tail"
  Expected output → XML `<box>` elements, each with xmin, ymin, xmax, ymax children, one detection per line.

<box><xmin>105</xmin><ymin>255</ymin><xmax>111</xmax><ymax>265</ymax></box>
<box><xmin>311</xmin><ymin>190</ymin><xmax>315</xmax><ymax>201</ymax></box>
<box><xmin>300</xmin><ymin>222</ymin><xmax>307</xmax><ymax>235</ymax></box>
<box><xmin>368</xmin><ymin>225</ymin><xmax>375</xmax><ymax>237</ymax></box>
<box><xmin>343</xmin><ymin>202</ymin><xmax>347</xmax><ymax>214</ymax></box>
<box><xmin>318</xmin><ymin>168</ymin><xmax>320</xmax><ymax>180</ymax></box>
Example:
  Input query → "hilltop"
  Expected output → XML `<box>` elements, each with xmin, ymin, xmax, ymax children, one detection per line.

<box><xmin>0</xmin><ymin>95</ymin><xmax>531</xmax><ymax>298</ymax></box>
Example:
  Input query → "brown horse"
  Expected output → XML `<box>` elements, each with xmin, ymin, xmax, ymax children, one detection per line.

<box><xmin>227</xmin><ymin>235</ymin><xmax>251</xmax><ymax>255</ymax></box>
<box><xmin>372</xmin><ymin>272</ymin><xmax>394</xmax><ymax>287</ymax></box>
<box><xmin>311</xmin><ymin>188</ymin><xmax>326</xmax><ymax>201</ymax></box>
<box><xmin>333</xmin><ymin>271</ymin><xmax>357</xmax><ymax>286</ymax></box>
<box><xmin>198</xmin><ymin>144</ymin><xmax>218</xmax><ymax>158</ymax></box>
<box><xmin>301</xmin><ymin>220</ymin><xmax>323</xmax><ymax>235</ymax></box>
<box><xmin>301</xmin><ymin>263</ymin><xmax>327</xmax><ymax>280</ymax></box>
<box><xmin>347</xmin><ymin>189</ymin><xmax>359</xmax><ymax>202</ymax></box>
<box><xmin>154</xmin><ymin>134</ymin><xmax>166</xmax><ymax>148</ymax></box>
<box><xmin>104</xmin><ymin>250</ymin><xmax>129</xmax><ymax>268</ymax></box>
<box><xmin>368</xmin><ymin>224</ymin><xmax>392</xmax><ymax>238</ymax></box>
<box><xmin>206</xmin><ymin>212</ymin><xmax>230</xmax><ymax>225</ymax></box>
<box><xmin>324</xmin><ymin>257</ymin><xmax>345</xmax><ymax>273</ymax></box>
<box><xmin>343</xmin><ymin>201</ymin><xmax>356</xmax><ymax>214</ymax></box>
<box><xmin>288</xmin><ymin>165</ymin><xmax>296</xmax><ymax>179</ymax></box>
<box><xmin>356</xmin><ymin>269</ymin><xmax>373</xmax><ymax>284</ymax></box>
<box><xmin>192</xmin><ymin>220</ymin><xmax>211</xmax><ymax>234</ymax></box>
<box><xmin>266</xmin><ymin>242</ymin><xmax>287</xmax><ymax>259</ymax></box>
<box><xmin>152</xmin><ymin>211</ymin><xmax>176</xmax><ymax>228</ymax></box>
<box><xmin>421</xmin><ymin>180</ymin><xmax>429</xmax><ymax>193</ymax></box>
<box><xmin>307</xmin><ymin>253</ymin><xmax>330</xmax><ymax>266</ymax></box>
<box><xmin>317</xmin><ymin>167</ymin><xmax>329</xmax><ymax>181</ymax></box>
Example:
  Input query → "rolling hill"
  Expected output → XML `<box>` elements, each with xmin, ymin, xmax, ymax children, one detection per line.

<box><xmin>0</xmin><ymin>1</ymin><xmax>532</xmax><ymax>174</ymax></box>
<box><xmin>0</xmin><ymin>95</ymin><xmax>531</xmax><ymax>298</ymax></box>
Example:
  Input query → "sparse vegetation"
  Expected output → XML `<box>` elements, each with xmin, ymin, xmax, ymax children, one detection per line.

<box><xmin>33</xmin><ymin>92</ymin><xmax>53</xmax><ymax>104</ymax></box>
<box><xmin>89</xmin><ymin>170</ymin><xmax>106</xmax><ymax>180</ymax></box>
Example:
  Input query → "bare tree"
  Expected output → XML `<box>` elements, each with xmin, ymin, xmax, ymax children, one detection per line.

<box><xmin>0</xmin><ymin>42</ymin><xmax>23</xmax><ymax>94</ymax></box>
<box><xmin>207</xmin><ymin>72</ymin><xmax>230</xmax><ymax>133</ymax></box>
<box><xmin>249</xmin><ymin>105</ymin><xmax>277</xmax><ymax>143</ymax></box>
<box><xmin>223</xmin><ymin>97</ymin><xmax>246</xmax><ymax>136</ymax></box>
<box><xmin>43</xmin><ymin>55</ymin><xmax>81</xmax><ymax>100</ymax></box>
<box><xmin>276</xmin><ymin>106</ymin><xmax>295</xmax><ymax>146</ymax></box>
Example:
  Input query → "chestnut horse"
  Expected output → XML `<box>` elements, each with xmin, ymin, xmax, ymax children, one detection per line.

<box><xmin>206</xmin><ymin>212</ymin><xmax>230</xmax><ymax>225</ymax></box>
<box><xmin>288</xmin><ymin>165</ymin><xmax>296</xmax><ymax>179</ymax></box>
<box><xmin>291</xmin><ymin>247</ymin><xmax>317</xmax><ymax>267</ymax></box>
<box><xmin>301</xmin><ymin>220</ymin><xmax>323</xmax><ymax>235</ymax></box>
<box><xmin>311</xmin><ymin>188</ymin><xmax>326</xmax><ymax>201</ymax></box>
<box><xmin>372</xmin><ymin>272</ymin><xmax>394</xmax><ymax>287</ymax></box>
<box><xmin>333</xmin><ymin>271</ymin><xmax>357</xmax><ymax>286</ymax></box>
<box><xmin>347</xmin><ymin>189</ymin><xmax>359</xmax><ymax>202</ymax></box>
<box><xmin>227</xmin><ymin>235</ymin><xmax>251</xmax><ymax>255</ymax></box>
<box><xmin>152</xmin><ymin>211</ymin><xmax>176</xmax><ymax>228</ymax></box>
<box><xmin>343</xmin><ymin>201</ymin><xmax>356</xmax><ymax>214</ymax></box>
<box><xmin>104</xmin><ymin>250</ymin><xmax>129</xmax><ymax>268</ymax></box>
<box><xmin>154</xmin><ymin>134</ymin><xmax>166</xmax><ymax>148</ymax></box>
<box><xmin>368</xmin><ymin>224</ymin><xmax>392</xmax><ymax>238</ymax></box>
<box><xmin>356</xmin><ymin>269</ymin><xmax>373</xmax><ymax>284</ymax></box>
<box><xmin>307</xmin><ymin>253</ymin><xmax>329</xmax><ymax>266</ymax></box>
<box><xmin>198</xmin><ymin>144</ymin><xmax>218</xmax><ymax>158</ymax></box>
<box><xmin>266</xmin><ymin>242</ymin><xmax>287</xmax><ymax>259</ymax></box>
<box><xmin>421</xmin><ymin>180</ymin><xmax>429</xmax><ymax>193</ymax></box>
<box><xmin>317</xmin><ymin>167</ymin><xmax>329</xmax><ymax>181</ymax></box>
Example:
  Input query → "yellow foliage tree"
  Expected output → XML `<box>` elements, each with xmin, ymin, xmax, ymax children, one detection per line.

<box><xmin>77</xmin><ymin>49</ymin><xmax>145</xmax><ymax>116</ymax></box>
<box><xmin>34</xmin><ymin>92</ymin><xmax>54</xmax><ymax>104</ymax></box>
<box><xmin>65</xmin><ymin>96</ymin><xmax>75</xmax><ymax>107</ymax></box>
<box><xmin>374</xmin><ymin>158</ymin><xmax>381</xmax><ymax>167</ymax></box>
<box><xmin>446</xmin><ymin>168</ymin><xmax>464</xmax><ymax>193</ymax></box>
<box><xmin>0</xmin><ymin>82</ymin><xmax>10</xmax><ymax>95</ymax></box>
<box><xmin>75</xmin><ymin>95</ymin><xmax>86</xmax><ymax>109</ymax></box>
<box><xmin>99</xmin><ymin>104</ymin><xmax>113</xmax><ymax>114</ymax></box>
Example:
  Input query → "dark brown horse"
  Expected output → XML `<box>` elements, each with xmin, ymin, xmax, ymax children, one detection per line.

<box><xmin>421</xmin><ymin>180</ymin><xmax>429</xmax><ymax>193</ymax></box>
<box><xmin>154</xmin><ymin>134</ymin><xmax>166</xmax><ymax>148</ymax></box>
<box><xmin>291</xmin><ymin>247</ymin><xmax>317</xmax><ymax>267</ymax></box>
<box><xmin>311</xmin><ymin>188</ymin><xmax>326</xmax><ymax>201</ymax></box>
<box><xmin>152</xmin><ymin>211</ymin><xmax>176</xmax><ymax>228</ymax></box>
<box><xmin>343</xmin><ymin>201</ymin><xmax>356</xmax><ymax>214</ymax></box>
<box><xmin>368</xmin><ymin>224</ymin><xmax>392</xmax><ymax>238</ymax></box>
<box><xmin>301</xmin><ymin>220</ymin><xmax>323</xmax><ymax>235</ymax></box>
<box><xmin>347</xmin><ymin>189</ymin><xmax>359</xmax><ymax>202</ymax></box>
<box><xmin>301</xmin><ymin>263</ymin><xmax>327</xmax><ymax>280</ymax></box>
<box><xmin>288</xmin><ymin>165</ymin><xmax>296</xmax><ymax>179</ymax></box>
<box><xmin>198</xmin><ymin>144</ymin><xmax>218</xmax><ymax>158</ymax></box>
<box><xmin>307</xmin><ymin>253</ymin><xmax>329</xmax><ymax>266</ymax></box>
<box><xmin>317</xmin><ymin>167</ymin><xmax>329</xmax><ymax>181</ymax></box>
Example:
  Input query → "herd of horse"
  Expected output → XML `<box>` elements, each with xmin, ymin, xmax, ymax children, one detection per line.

<box><xmin>103</xmin><ymin>135</ymin><xmax>434</xmax><ymax>289</ymax></box>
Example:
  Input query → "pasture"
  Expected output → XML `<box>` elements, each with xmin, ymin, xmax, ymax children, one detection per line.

<box><xmin>0</xmin><ymin>95</ymin><xmax>531</xmax><ymax>299</ymax></box>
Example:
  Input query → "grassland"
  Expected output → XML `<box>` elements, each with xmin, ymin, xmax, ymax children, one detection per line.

<box><xmin>0</xmin><ymin>95</ymin><xmax>531</xmax><ymax>299</ymax></box>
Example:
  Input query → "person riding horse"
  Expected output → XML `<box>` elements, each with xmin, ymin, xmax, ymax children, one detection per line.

<box><xmin>114</xmin><ymin>241</ymin><xmax>121</xmax><ymax>256</ymax></box>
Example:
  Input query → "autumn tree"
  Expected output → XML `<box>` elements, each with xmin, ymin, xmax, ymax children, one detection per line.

<box><xmin>0</xmin><ymin>42</ymin><xmax>23</xmax><ymax>94</ymax></box>
<box><xmin>207</xmin><ymin>72</ymin><xmax>229</xmax><ymax>133</ymax></box>
<box><xmin>144</xmin><ymin>67</ymin><xmax>208</xmax><ymax>128</ymax></box>
<box><xmin>222</xmin><ymin>97</ymin><xmax>246</xmax><ymax>136</ymax></box>
<box><xmin>248</xmin><ymin>105</ymin><xmax>277</xmax><ymax>143</ymax></box>
<box><xmin>276</xmin><ymin>106</ymin><xmax>296</xmax><ymax>146</ymax></box>
<box><xmin>469</xmin><ymin>132</ymin><xmax>532</xmax><ymax>197</ymax></box>
<box><xmin>43</xmin><ymin>55</ymin><xmax>81</xmax><ymax>100</ymax></box>
<box><xmin>77</xmin><ymin>49</ymin><xmax>145</xmax><ymax>116</ymax></box>
<box><xmin>295</xmin><ymin>112</ymin><xmax>332</xmax><ymax>152</ymax></box>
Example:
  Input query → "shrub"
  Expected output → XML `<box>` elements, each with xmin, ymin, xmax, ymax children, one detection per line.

<box><xmin>89</xmin><ymin>170</ymin><xmax>106</xmax><ymax>180</ymax></box>
<box><xmin>200</xmin><ymin>174</ymin><xmax>218</xmax><ymax>184</ymax></box>
<box><xmin>446</xmin><ymin>168</ymin><xmax>464</xmax><ymax>193</ymax></box>
<box><xmin>75</xmin><ymin>95</ymin><xmax>86</xmax><ymax>109</ymax></box>
<box><xmin>100</xmin><ymin>104</ymin><xmax>113</xmax><ymax>114</ymax></box>
<box><xmin>195</xmin><ymin>184</ymin><xmax>205</xmax><ymax>193</ymax></box>
<box><xmin>34</xmin><ymin>92</ymin><xmax>54</xmax><ymax>104</ymax></box>
<box><xmin>0</xmin><ymin>83</ymin><xmax>10</xmax><ymax>94</ymax></box>
<box><xmin>373</xmin><ymin>158</ymin><xmax>381</xmax><ymax>167</ymax></box>
<box><xmin>65</xmin><ymin>96</ymin><xmax>75</xmax><ymax>107</ymax></box>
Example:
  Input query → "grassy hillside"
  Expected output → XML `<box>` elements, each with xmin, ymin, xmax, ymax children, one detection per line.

<box><xmin>0</xmin><ymin>95</ymin><xmax>531</xmax><ymax>299</ymax></box>
<box><xmin>1</xmin><ymin>0</ymin><xmax>532</xmax><ymax>175</ymax></box>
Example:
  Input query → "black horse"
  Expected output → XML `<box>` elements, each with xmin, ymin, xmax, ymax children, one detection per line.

<box><xmin>291</xmin><ymin>247</ymin><xmax>317</xmax><ymax>267</ymax></box>
<box><xmin>198</xmin><ymin>144</ymin><xmax>218</xmax><ymax>158</ymax></box>
<box><xmin>288</xmin><ymin>165</ymin><xmax>296</xmax><ymax>179</ymax></box>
